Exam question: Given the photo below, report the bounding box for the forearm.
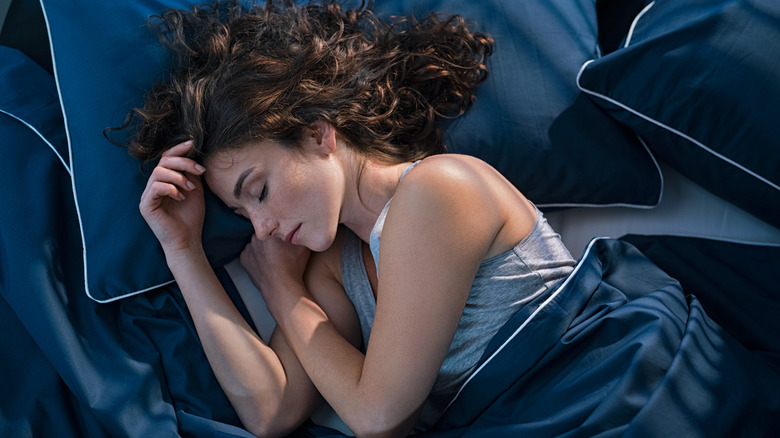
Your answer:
[269,281,417,437]
[166,247,316,437]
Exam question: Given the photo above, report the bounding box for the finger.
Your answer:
[148,180,187,202]
[160,141,207,173]
[157,155,206,176]
[151,165,198,192]
[240,235,260,258]
[239,247,252,269]
[162,140,194,157]
[139,182,185,214]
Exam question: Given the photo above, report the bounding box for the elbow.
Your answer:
[245,423,275,438]
[229,379,317,437]
[350,424,407,438]
[240,398,311,438]
[244,419,283,438]
[244,415,302,438]
[351,427,396,438]
[347,409,417,438]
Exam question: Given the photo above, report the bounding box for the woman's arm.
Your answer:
[166,249,320,437]
[140,141,319,437]
[258,156,535,437]
[241,227,364,352]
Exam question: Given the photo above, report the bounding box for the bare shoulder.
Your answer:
[400,154,525,201]
[393,154,536,259]
[397,153,530,220]
[404,154,496,186]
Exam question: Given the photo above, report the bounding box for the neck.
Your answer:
[339,155,412,242]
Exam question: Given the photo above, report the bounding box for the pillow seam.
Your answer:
[0,109,71,175]
[576,60,780,193]
[41,0,179,303]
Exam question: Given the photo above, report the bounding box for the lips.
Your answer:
[285,224,301,244]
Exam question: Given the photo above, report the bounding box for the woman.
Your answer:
[127,1,575,436]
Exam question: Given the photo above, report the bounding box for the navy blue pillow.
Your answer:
[42,0,662,302]
[595,0,654,55]
[578,0,780,228]
[371,0,662,208]
[42,0,254,302]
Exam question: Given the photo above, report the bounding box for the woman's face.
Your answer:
[204,138,344,252]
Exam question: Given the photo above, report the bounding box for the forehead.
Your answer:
[202,140,294,197]
[207,147,251,172]
[203,146,262,196]
[206,138,295,168]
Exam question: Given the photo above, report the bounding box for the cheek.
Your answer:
[306,177,338,217]
[299,180,340,249]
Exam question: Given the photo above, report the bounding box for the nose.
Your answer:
[249,213,279,241]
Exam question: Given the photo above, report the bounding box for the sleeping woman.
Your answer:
[125,0,575,436]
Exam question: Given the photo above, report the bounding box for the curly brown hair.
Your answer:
[117,0,494,164]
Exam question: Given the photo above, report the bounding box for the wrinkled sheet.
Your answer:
[3,145,778,437]
[420,238,780,437]
[2,47,779,438]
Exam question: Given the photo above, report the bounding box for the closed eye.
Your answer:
[258,185,268,203]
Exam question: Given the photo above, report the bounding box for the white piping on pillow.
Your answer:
[41,1,177,303]
[536,134,664,210]
[624,1,656,48]
[576,60,780,193]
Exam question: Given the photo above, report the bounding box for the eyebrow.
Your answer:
[233,167,255,199]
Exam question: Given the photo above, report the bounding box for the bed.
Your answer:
[1,0,779,436]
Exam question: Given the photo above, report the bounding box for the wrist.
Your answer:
[163,243,208,270]
[260,275,308,317]
[261,270,305,294]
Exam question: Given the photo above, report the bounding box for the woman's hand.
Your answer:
[139,140,207,256]
[240,235,311,310]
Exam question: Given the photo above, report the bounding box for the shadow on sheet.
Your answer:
[2,44,779,438]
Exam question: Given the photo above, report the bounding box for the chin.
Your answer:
[307,229,337,252]
[307,239,331,253]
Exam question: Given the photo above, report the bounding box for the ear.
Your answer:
[307,120,337,156]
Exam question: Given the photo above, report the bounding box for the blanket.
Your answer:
[424,238,780,437]
[2,134,777,437]
[2,44,779,438]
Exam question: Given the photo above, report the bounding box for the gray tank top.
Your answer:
[340,161,576,430]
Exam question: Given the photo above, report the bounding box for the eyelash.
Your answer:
[258,185,268,203]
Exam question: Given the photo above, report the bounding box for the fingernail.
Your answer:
[186,180,196,190]
[195,164,206,173]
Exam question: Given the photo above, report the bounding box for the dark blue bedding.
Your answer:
[426,238,780,437]
[2,79,778,435]
[0,46,251,437]
[3,151,779,437]
[3,0,780,435]
[620,235,780,376]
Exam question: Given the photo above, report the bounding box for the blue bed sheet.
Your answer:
[2,42,779,438]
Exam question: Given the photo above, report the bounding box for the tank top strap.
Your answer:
[368,160,421,271]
